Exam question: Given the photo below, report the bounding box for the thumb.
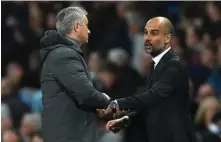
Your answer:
[106,121,112,132]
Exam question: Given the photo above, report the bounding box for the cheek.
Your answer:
[84,28,88,36]
[153,37,165,47]
[206,106,218,122]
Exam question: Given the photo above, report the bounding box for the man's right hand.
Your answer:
[96,108,114,120]
[96,107,130,120]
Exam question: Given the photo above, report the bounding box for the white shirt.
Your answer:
[208,123,221,135]
[152,47,171,69]
[115,47,171,119]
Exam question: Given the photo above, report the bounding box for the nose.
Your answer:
[144,34,151,41]
[88,29,91,34]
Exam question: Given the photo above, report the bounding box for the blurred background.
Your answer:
[1,1,221,142]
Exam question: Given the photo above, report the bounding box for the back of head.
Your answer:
[159,17,174,36]
[56,6,87,36]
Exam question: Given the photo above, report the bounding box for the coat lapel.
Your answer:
[147,50,174,88]
[154,50,174,72]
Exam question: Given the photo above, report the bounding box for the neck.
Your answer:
[164,44,171,51]
[152,45,171,57]
[66,33,80,41]
[65,34,83,48]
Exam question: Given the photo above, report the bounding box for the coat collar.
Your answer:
[153,47,171,69]
[153,49,174,71]
[65,37,83,54]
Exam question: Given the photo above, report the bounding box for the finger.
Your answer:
[113,113,117,119]
[109,122,115,127]
[96,110,104,117]
[106,120,112,126]
[106,120,118,132]
[106,123,110,132]
[110,127,121,133]
[106,123,113,132]
[116,111,123,118]
[106,121,113,132]
[106,125,110,132]
[116,106,121,113]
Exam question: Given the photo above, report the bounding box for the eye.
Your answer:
[144,31,147,35]
[151,31,158,36]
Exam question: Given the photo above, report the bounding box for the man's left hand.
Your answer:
[106,116,129,133]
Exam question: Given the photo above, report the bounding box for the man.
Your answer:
[40,7,110,142]
[201,110,221,142]
[105,17,196,142]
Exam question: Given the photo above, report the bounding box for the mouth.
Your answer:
[145,44,152,49]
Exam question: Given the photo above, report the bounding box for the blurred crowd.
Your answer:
[1,1,221,142]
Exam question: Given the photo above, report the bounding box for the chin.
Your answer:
[84,38,89,43]
[145,48,152,54]
[82,40,88,43]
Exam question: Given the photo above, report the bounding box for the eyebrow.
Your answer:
[144,28,159,32]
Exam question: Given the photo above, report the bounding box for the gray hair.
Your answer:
[56,6,88,35]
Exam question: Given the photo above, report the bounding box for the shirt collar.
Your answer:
[153,47,171,68]
[208,123,221,135]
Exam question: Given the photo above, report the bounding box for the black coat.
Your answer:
[201,129,221,142]
[117,50,196,142]
[40,30,110,142]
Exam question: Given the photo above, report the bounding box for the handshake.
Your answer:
[96,100,130,133]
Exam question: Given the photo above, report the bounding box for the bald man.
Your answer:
[104,17,196,142]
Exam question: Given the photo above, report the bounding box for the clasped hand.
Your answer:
[96,106,130,133]
[96,106,129,120]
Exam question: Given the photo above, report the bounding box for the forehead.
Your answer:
[83,15,88,24]
[145,19,163,31]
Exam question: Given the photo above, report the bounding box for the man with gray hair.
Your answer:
[40,6,111,142]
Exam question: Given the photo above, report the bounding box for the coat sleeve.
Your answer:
[126,111,138,120]
[47,49,110,109]
[117,64,183,110]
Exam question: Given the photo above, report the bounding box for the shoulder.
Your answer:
[49,46,79,60]
[165,55,182,68]
[163,55,185,74]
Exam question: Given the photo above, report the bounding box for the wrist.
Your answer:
[109,100,119,111]
[121,116,130,127]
